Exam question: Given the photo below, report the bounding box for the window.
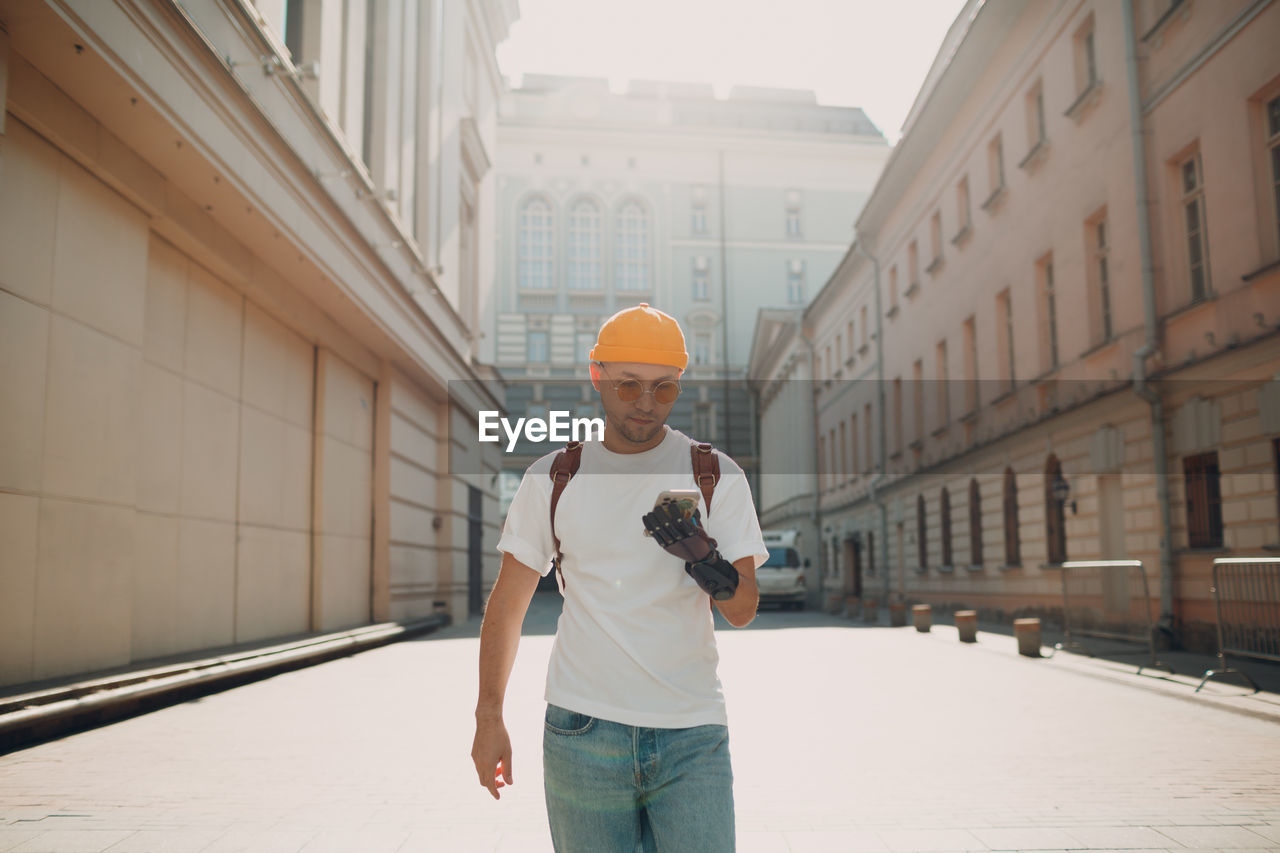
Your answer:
[997,288,1016,390]
[917,495,928,569]
[846,320,854,361]
[527,330,549,362]
[839,421,848,481]
[518,198,554,289]
[888,265,899,313]
[1073,16,1099,95]
[1269,96,1280,248]
[1184,451,1224,548]
[576,331,595,362]
[987,133,1005,196]
[1029,82,1046,148]
[787,260,806,304]
[692,186,709,235]
[863,402,873,471]
[836,334,844,369]
[693,332,713,366]
[692,257,710,301]
[1086,211,1113,343]
[936,339,950,428]
[829,428,837,490]
[963,317,978,414]
[1037,254,1060,371]
[940,487,953,567]
[1180,152,1210,303]
[860,306,869,349]
[567,199,601,290]
[850,413,859,476]
[1003,468,1020,566]
[615,200,650,291]
[818,435,826,487]
[866,531,876,576]
[283,0,305,62]
[693,402,715,440]
[907,241,920,291]
[969,478,983,566]
[929,211,943,269]
[786,189,802,238]
[912,360,925,446]
[1044,455,1067,564]
[892,378,903,455]
[955,176,971,238]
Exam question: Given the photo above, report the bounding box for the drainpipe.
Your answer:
[852,236,892,606]
[1123,0,1175,634]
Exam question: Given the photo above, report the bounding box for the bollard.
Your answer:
[1014,618,1042,657]
[862,598,879,623]
[912,604,932,632]
[888,602,907,627]
[955,610,978,643]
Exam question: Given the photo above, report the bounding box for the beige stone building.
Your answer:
[0,0,515,689]
[756,0,1280,649]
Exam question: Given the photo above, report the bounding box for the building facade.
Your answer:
[758,0,1280,647]
[490,76,889,495]
[0,0,515,689]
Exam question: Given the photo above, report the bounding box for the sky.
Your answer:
[496,0,972,143]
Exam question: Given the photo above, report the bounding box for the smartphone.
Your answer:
[644,489,702,536]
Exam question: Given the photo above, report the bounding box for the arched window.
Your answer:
[615,200,650,291]
[1003,468,1020,566]
[916,494,928,570]
[1044,455,1067,564]
[940,487,953,568]
[567,199,601,290]
[518,198,554,289]
[969,478,983,567]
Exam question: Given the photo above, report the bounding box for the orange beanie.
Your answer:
[588,303,689,370]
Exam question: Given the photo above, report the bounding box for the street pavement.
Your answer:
[1,594,1279,853]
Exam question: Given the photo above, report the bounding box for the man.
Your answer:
[471,303,768,852]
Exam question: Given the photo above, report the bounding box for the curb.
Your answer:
[0,615,449,754]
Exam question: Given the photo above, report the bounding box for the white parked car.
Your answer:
[757,530,808,609]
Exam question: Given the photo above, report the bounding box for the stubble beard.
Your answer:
[613,415,665,447]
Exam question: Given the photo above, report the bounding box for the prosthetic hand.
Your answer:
[642,503,740,601]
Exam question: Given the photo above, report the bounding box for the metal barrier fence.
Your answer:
[1054,560,1170,675]
[1198,558,1280,693]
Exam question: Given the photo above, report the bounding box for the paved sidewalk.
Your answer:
[1,594,1278,852]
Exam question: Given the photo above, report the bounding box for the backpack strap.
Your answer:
[548,441,584,589]
[690,440,720,517]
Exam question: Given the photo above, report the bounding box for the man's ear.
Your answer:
[588,361,602,391]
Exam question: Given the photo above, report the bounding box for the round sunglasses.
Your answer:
[597,365,682,405]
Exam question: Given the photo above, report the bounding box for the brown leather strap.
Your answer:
[548,441,584,589]
[690,441,720,517]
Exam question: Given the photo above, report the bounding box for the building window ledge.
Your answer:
[1018,138,1050,173]
[1141,0,1190,46]
[913,565,928,575]
[931,425,950,438]
[926,255,944,276]
[1176,546,1230,555]
[908,438,924,452]
[950,224,972,248]
[998,563,1023,572]
[844,357,856,368]
[1163,292,1219,325]
[858,344,870,357]
[1079,336,1120,360]
[1064,79,1104,124]
[981,185,1007,214]
[990,388,1016,406]
[937,565,955,574]
[965,564,984,573]
[1242,259,1280,282]
[960,408,979,424]
[887,304,900,320]
[904,281,920,299]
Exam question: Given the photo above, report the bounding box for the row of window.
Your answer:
[518,198,651,291]
[831,440,1251,576]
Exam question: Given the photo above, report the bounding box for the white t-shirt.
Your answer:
[497,427,768,728]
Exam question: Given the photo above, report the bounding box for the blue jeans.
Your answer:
[542,704,735,853]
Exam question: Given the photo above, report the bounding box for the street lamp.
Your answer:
[1051,475,1076,515]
